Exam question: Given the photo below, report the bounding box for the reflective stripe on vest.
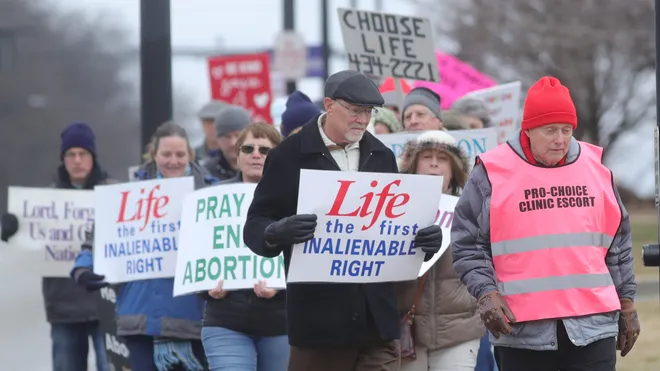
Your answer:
[497,273,614,296]
[491,232,614,257]
[480,141,622,322]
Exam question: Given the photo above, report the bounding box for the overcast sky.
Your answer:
[47,0,656,198]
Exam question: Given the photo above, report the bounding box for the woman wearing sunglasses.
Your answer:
[200,122,288,371]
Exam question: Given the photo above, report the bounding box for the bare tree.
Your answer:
[0,0,193,213]
[417,0,655,160]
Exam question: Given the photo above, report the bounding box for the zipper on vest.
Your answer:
[359,152,372,171]
[430,265,436,345]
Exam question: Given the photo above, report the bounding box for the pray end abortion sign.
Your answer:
[93,177,194,283]
[287,170,443,283]
[173,183,286,297]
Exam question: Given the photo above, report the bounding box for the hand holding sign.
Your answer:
[77,270,109,292]
[253,280,278,299]
[208,280,229,299]
[414,224,443,260]
[265,214,317,247]
[0,213,18,242]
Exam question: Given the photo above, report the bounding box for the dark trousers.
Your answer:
[125,335,208,371]
[287,321,399,371]
[495,322,616,371]
[288,341,399,371]
[51,321,109,371]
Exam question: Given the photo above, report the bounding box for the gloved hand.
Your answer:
[154,339,204,371]
[414,225,443,261]
[1,213,18,242]
[264,214,317,246]
[617,298,640,357]
[76,270,109,291]
[478,290,516,339]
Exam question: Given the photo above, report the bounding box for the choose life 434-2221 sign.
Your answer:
[337,8,439,82]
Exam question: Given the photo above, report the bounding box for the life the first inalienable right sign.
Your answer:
[287,170,443,283]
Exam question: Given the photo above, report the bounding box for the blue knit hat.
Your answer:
[61,122,96,159]
[281,91,321,137]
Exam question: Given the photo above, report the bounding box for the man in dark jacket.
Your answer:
[244,70,444,371]
[1,122,111,371]
[203,105,250,181]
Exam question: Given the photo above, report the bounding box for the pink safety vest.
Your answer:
[479,142,622,322]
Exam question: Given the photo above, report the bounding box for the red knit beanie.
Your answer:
[521,76,577,130]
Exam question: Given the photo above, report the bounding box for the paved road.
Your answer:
[1,242,658,369]
[0,244,98,370]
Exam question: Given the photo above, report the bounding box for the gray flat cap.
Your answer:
[324,70,384,107]
[215,105,250,137]
[198,100,229,120]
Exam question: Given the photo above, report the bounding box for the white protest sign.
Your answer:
[93,177,194,283]
[466,81,522,144]
[173,183,286,297]
[6,187,94,277]
[419,195,459,276]
[288,170,443,283]
[376,127,498,168]
[337,8,439,82]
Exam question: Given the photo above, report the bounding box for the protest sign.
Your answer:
[173,183,285,297]
[6,187,94,277]
[337,8,439,82]
[93,177,194,283]
[415,52,496,109]
[376,127,498,167]
[419,195,459,276]
[287,170,443,283]
[98,286,132,371]
[466,81,522,144]
[208,52,273,124]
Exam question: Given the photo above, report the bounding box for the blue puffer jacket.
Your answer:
[72,161,218,339]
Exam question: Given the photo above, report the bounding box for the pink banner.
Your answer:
[414,52,496,109]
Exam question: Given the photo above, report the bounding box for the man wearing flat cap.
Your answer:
[244,70,444,370]
[195,100,228,162]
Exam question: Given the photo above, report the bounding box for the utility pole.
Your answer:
[139,0,172,153]
[321,0,330,83]
[0,28,16,73]
[283,0,296,94]
[642,0,660,297]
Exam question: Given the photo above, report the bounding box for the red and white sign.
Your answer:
[93,177,195,283]
[288,170,443,283]
[208,53,273,124]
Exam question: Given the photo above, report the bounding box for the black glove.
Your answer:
[1,213,18,242]
[77,270,109,292]
[414,225,443,261]
[264,214,317,246]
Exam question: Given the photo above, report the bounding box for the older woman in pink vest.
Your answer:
[451,76,640,371]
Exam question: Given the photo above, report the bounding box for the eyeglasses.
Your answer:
[63,151,91,160]
[240,144,271,156]
[335,100,378,118]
